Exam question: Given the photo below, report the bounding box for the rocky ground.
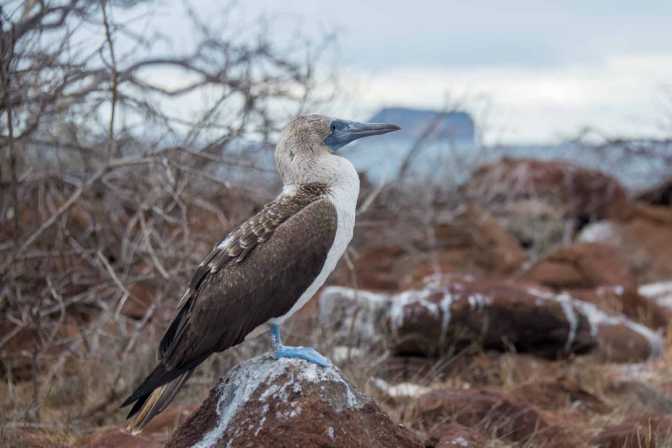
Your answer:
[3,158,672,447]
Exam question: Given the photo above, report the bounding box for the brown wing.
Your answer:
[158,197,337,371]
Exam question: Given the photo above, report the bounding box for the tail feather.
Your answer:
[122,360,193,409]
[122,364,169,409]
[125,369,193,434]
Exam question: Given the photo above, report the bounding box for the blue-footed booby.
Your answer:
[121,114,400,432]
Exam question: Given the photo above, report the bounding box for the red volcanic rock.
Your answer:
[415,388,581,446]
[319,277,662,363]
[521,242,668,328]
[387,275,662,362]
[461,158,631,255]
[354,244,409,291]
[639,281,672,324]
[141,405,197,435]
[404,204,527,285]
[433,204,528,274]
[570,287,669,330]
[509,379,610,415]
[521,242,636,291]
[637,176,672,207]
[462,157,630,222]
[579,205,672,283]
[166,355,422,448]
[592,415,672,448]
[352,205,527,291]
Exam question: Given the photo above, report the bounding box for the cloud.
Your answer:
[242,0,672,70]
[130,0,672,143]
[341,53,672,143]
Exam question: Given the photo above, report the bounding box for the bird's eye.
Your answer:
[330,124,336,132]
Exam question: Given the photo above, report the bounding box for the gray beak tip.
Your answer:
[367,123,401,135]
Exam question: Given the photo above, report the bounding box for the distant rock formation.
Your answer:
[166,355,422,448]
[368,107,475,143]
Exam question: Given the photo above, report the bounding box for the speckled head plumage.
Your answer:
[275,114,400,186]
[278,114,333,155]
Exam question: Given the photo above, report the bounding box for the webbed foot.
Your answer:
[274,345,331,367]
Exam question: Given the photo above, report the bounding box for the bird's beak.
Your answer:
[325,120,401,150]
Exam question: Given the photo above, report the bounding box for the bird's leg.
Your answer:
[270,323,330,367]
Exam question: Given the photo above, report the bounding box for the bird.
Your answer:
[121,114,400,432]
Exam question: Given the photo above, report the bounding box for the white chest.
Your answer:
[272,157,359,323]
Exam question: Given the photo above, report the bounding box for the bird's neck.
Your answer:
[285,152,358,194]
[323,154,360,219]
[281,153,359,217]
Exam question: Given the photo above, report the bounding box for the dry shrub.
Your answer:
[0,0,332,436]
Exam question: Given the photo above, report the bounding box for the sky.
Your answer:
[134,0,672,144]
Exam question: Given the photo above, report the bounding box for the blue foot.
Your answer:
[275,345,331,367]
[270,323,331,367]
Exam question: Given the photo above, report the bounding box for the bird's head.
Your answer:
[275,114,400,185]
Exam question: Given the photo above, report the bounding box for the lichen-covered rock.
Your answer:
[568,287,669,331]
[388,275,662,362]
[166,355,422,448]
[320,275,663,362]
[640,281,672,312]
[387,276,591,358]
[319,287,391,349]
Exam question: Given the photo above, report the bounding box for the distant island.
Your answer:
[368,107,475,144]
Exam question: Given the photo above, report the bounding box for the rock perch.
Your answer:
[166,354,422,448]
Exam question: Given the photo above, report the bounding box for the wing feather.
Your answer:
[158,192,336,371]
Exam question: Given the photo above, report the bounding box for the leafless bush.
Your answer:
[0,0,332,432]
[571,89,672,190]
